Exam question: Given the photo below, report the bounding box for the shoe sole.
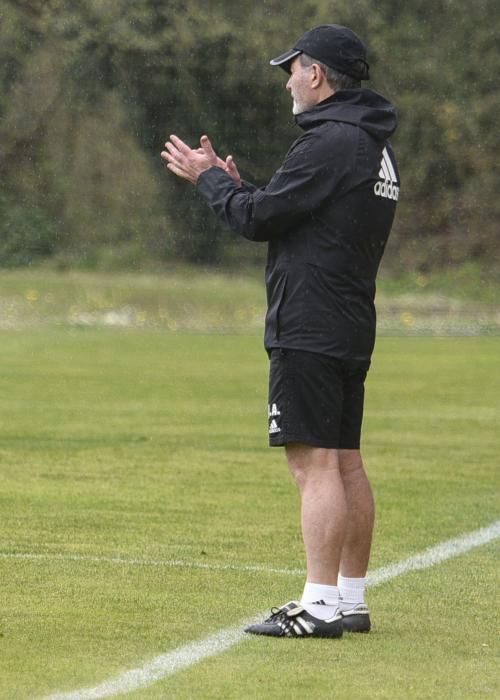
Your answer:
[342,614,371,633]
[245,619,343,638]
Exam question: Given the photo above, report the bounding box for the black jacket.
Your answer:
[197,88,400,361]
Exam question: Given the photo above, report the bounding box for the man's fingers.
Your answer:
[161,134,213,185]
[164,141,184,159]
[226,155,239,173]
[226,155,242,185]
[200,134,216,158]
[169,134,192,155]
[161,149,181,167]
[166,162,186,177]
[162,145,191,173]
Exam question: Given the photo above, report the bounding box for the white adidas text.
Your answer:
[374,146,399,201]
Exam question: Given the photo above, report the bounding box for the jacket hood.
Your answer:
[296,88,398,140]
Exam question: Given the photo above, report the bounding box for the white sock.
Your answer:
[300,581,340,621]
[338,575,366,611]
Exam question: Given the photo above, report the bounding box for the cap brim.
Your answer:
[269,49,301,71]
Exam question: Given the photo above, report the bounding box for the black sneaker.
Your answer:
[245,601,343,638]
[341,604,371,632]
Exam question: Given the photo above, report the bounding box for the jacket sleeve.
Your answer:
[241,180,258,193]
[196,126,356,241]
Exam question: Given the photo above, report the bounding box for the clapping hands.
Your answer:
[161,134,241,186]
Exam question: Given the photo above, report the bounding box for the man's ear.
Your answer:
[310,63,325,88]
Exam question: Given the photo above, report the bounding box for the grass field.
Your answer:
[0,270,499,698]
[0,266,498,335]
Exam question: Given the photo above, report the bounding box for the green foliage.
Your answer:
[0,0,499,269]
[0,196,55,267]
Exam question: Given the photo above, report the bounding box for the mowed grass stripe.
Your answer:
[43,520,500,700]
[4,517,500,581]
[0,552,304,577]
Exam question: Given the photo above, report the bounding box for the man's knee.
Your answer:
[338,449,364,477]
[285,443,309,487]
[286,443,340,489]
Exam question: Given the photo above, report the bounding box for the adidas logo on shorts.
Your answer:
[269,419,280,434]
[268,403,281,435]
[374,147,399,201]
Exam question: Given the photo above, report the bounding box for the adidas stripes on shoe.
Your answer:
[244,601,343,638]
[341,603,371,632]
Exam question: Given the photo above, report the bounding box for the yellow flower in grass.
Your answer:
[25,290,39,302]
[401,311,414,327]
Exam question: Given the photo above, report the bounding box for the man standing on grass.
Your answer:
[162,24,399,639]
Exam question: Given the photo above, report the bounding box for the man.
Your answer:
[162,24,399,639]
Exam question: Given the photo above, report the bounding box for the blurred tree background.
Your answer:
[0,0,498,274]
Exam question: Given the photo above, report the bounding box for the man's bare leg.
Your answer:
[244,443,347,637]
[334,449,374,631]
[244,444,367,636]
[338,449,375,577]
[286,444,347,585]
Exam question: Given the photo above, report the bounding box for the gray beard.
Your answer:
[292,100,306,115]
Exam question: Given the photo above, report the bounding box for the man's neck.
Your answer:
[315,87,335,105]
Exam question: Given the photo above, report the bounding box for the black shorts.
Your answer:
[268,349,370,449]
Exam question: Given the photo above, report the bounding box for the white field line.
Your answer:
[367,518,500,586]
[42,519,500,700]
[0,551,304,577]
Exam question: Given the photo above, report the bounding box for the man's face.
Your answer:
[286,56,316,115]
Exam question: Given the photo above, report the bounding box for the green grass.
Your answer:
[377,260,499,304]
[0,265,498,335]
[0,268,267,333]
[0,328,498,699]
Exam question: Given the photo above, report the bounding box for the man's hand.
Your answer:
[161,134,216,185]
[196,136,241,186]
[161,134,241,187]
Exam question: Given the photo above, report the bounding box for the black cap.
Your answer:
[270,24,370,81]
